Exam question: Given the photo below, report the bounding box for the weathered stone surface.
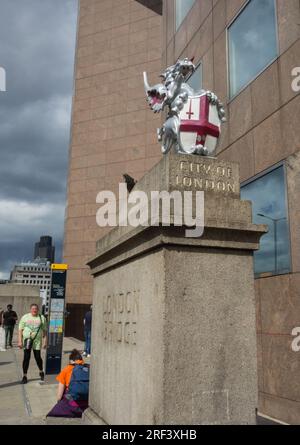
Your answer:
[87,153,266,425]
[88,154,266,276]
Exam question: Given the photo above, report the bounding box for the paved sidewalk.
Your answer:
[0,335,87,425]
[1,334,280,426]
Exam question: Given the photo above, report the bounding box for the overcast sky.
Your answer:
[0,0,78,278]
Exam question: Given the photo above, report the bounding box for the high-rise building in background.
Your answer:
[64,0,300,424]
[34,235,55,263]
[9,236,55,313]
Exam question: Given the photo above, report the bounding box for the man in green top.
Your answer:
[18,303,47,384]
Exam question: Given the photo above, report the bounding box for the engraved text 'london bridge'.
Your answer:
[102,290,139,346]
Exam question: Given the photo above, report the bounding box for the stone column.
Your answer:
[86,153,267,425]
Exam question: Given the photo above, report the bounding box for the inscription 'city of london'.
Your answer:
[174,161,238,194]
[102,290,139,346]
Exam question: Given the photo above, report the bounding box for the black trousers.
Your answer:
[4,325,14,347]
[22,348,43,375]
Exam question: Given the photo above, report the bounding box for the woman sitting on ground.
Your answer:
[47,348,89,418]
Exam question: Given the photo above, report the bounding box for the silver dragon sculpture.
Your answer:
[143,58,226,156]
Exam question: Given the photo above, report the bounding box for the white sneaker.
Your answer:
[87,354,91,358]
[82,352,87,357]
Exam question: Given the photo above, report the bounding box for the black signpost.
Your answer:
[45,263,68,375]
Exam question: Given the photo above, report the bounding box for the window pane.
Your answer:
[187,63,202,93]
[241,166,291,276]
[176,0,196,30]
[228,0,277,97]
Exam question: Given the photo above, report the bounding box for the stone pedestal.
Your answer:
[86,153,267,425]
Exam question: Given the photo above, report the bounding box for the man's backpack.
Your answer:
[68,364,90,401]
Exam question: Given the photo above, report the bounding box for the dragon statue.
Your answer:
[143,58,226,157]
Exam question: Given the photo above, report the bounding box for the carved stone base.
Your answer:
[87,153,267,425]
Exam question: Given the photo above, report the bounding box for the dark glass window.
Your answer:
[241,165,291,277]
[176,0,196,30]
[187,63,202,93]
[228,0,278,98]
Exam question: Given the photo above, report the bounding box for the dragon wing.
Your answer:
[143,72,166,113]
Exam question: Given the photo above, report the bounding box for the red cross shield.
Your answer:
[179,95,221,155]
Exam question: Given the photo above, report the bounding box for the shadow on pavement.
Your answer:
[0,378,40,389]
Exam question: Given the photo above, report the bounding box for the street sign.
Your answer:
[45,263,68,375]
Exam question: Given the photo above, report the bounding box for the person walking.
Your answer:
[83,305,92,357]
[18,303,47,384]
[2,304,18,349]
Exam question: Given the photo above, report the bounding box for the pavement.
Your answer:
[0,333,88,425]
[0,332,282,426]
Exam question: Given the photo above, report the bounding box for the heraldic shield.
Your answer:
[179,94,221,157]
[143,58,226,157]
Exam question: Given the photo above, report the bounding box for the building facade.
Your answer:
[10,259,52,313]
[34,235,55,263]
[63,0,163,338]
[64,0,300,423]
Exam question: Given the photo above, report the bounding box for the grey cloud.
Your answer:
[0,0,78,277]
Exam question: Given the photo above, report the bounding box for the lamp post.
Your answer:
[257,214,286,274]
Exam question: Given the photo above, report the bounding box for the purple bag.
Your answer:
[46,396,88,418]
